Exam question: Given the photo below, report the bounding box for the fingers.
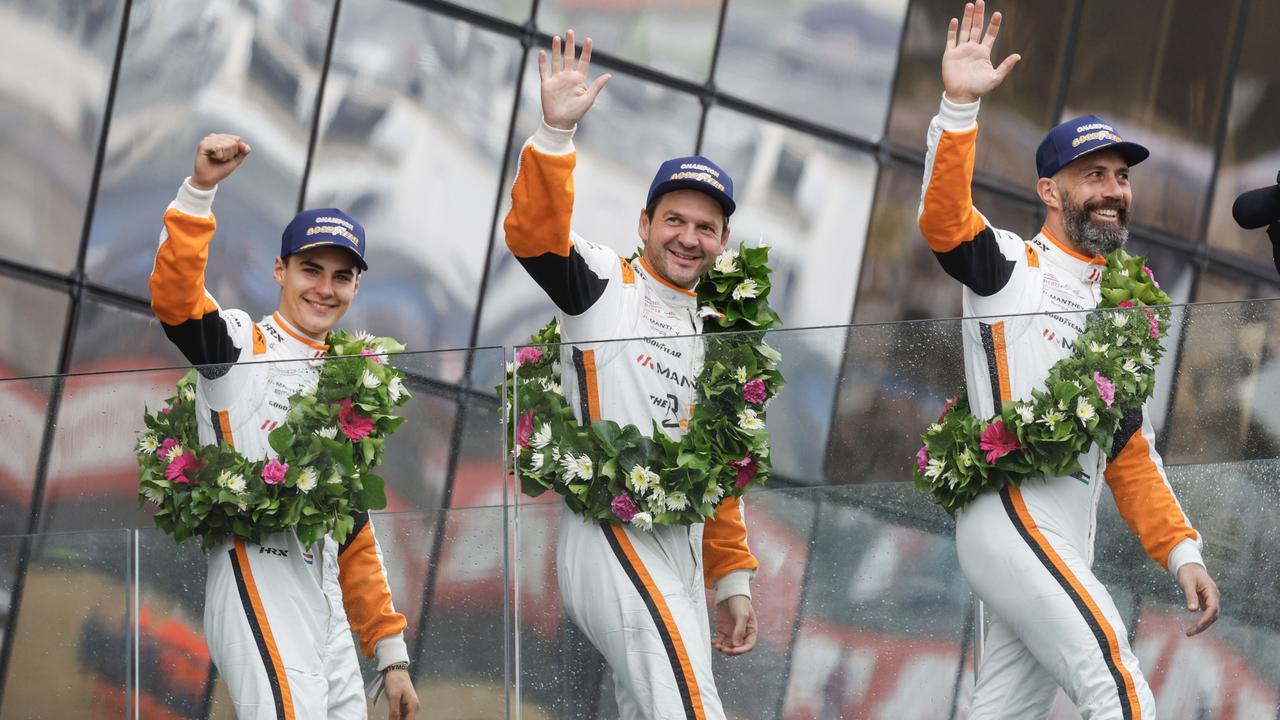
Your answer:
[538,49,548,81]
[983,10,1003,48]
[946,17,958,50]
[1186,580,1221,637]
[579,36,594,78]
[958,3,973,42]
[730,611,747,647]
[565,29,576,67]
[970,0,985,43]
[551,34,562,74]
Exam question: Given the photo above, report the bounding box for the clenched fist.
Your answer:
[191,133,251,190]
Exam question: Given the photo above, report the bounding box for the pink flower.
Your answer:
[156,438,181,459]
[1143,265,1161,288]
[165,451,205,484]
[916,446,929,475]
[979,420,1021,464]
[1143,308,1160,339]
[261,459,288,485]
[336,398,374,442]
[1117,301,1135,308]
[611,493,640,522]
[728,454,758,489]
[742,379,767,405]
[938,396,959,422]
[515,347,544,367]
[160,407,172,415]
[516,410,535,448]
[360,348,386,364]
[1093,372,1115,408]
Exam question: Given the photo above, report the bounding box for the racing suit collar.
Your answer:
[635,256,699,307]
[270,311,331,353]
[1040,227,1106,284]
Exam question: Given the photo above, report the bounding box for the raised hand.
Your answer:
[539,29,611,131]
[942,0,1021,104]
[191,133,251,190]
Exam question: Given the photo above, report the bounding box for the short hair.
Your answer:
[645,193,729,231]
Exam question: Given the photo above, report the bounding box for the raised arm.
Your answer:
[149,134,252,368]
[503,31,619,316]
[919,1,1024,297]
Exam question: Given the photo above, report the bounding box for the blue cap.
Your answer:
[1035,114,1149,179]
[280,208,367,271]
[647,156,735,217]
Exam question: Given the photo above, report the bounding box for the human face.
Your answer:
[273,247,361,341]
[1054,149,1132,256]
[638,189,730,289]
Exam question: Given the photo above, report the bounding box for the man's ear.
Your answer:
[638,207,650,242]
[719,224,731,252]
[1037,178,1061,211]
[273,257,286,287]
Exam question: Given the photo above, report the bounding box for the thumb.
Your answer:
[731,609,747,646]
[587,73,612,101]
[994,53,1021,80]
[1179,573,1200,612]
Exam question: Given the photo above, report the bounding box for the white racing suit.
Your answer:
[919,96,1204,719]
[150,180,409,719]
[504,122,759,720]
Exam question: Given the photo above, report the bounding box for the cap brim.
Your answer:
[650,179,736,217]
[287,241,369,271]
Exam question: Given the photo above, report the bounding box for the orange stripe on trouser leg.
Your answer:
[607,524,706,720]
[233,539,296,719]
[990,321,1012,404]
[1006,489,1142,717]
[218,411,235,450]
[582,349,602,421]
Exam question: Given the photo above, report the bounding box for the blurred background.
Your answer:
[0,0,1278,717]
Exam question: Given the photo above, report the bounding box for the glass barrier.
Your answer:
[0,298,1277,717]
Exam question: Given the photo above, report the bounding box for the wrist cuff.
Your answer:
[1167,538,1205,577]
[713,569,752,604]
[174,178,217,218]
[531,120,576,155]
[937,92,981,132]
[374,634,410,671]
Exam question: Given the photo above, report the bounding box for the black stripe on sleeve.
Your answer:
[162,313,239,375]
[1108,408,1144,461]
[933,227,1016,297]
[600,524,698,719]
[516,246,609,316]
[338,512,370,556]
[572,348,592,422]
[228,548,287,719]
[998,489,1136,720]
[979,322,1004,415]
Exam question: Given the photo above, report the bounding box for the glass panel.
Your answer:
[535,0,720,82]
[1203,0,1280,266]
[885,0,1072,189]
[1061,0,1238,240]
[451,0,534,24]
[717,0,908,140]
[83,0,333,301]
[0,276,70,379]
[0,373,56,538]
[305,1,522,352]
[1194,267,1280,304]
[476,55,702,347]
[0,0,125,273]
[67,294,185,373]
[0,530,131,718]
[852,158,1042,324]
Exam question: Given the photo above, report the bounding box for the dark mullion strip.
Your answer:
[946,596,977,720]
[1048,0,1086,124]
[0,0,136,703]
[875,0,915,144]
[0,259,75,294]
[1159,0,1253,454]
[693,0,732,154]
[393,0,529,37]
[295,0,345,213]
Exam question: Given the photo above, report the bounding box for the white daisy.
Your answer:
[551,361,561,375]
[714,248,739,274]
[560,454,593,481]
[298,376,319,397]
[647,486,667,508]
[388,376,406,402]
[142,485,166,505]
[1089,341,1110,354]
[297,467,318,493]
[1109,312,1129,328]
[732,279,759,301]
[1139,350,1155,367]
[1040,410,1066,429]
[361,369,381,389]
[165,444,185,462]
[628,465,659,494]
[531,424,552,449]
[529,451,544,470]
[1076,397,1096,423]
[927,422,944,434]
[1122,359,1140,375]
[326,468,343,486]
[1015,405,1036,425]
[630,512,653,531]
[957,448,975,468]
[925,458,946,480]
[703,483,725,505]
[506,362,515,375]
[181,386,195,402]
[316,426,338,440]
[665,491,689,511]
[737,409,765,431]
[735,366,748,384]
[136,433,159,454]
[354,331,375,344]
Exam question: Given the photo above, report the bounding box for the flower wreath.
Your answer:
[505,243,786,529]
[913,250,1172,514]
[136,331,411,550]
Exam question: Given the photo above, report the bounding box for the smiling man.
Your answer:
[503,31,759,720]
[918,3,1219,718]
[149,134,419,719]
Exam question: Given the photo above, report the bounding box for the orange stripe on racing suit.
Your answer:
[337,514,409,659]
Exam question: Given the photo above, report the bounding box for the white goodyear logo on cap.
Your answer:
[303,216,361,247]
[1072,122,1123,148]
[668,162,727,193]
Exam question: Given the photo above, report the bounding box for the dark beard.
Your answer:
[1062,196,1129,256]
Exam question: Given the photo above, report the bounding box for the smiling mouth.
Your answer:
[1089,207,1124,223]
[669,248,701,263]
[304,298,337,312]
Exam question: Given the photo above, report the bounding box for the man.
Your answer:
[503,31,759,720]
[918,3,1221,717]
[149,134,420,719]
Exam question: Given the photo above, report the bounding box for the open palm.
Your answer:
[540,29,612,130]
[942,0,1020,104]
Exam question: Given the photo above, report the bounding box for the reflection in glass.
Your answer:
[0,374,56,537]
[0,0,124,273]
[1062,0,1236,240]
[84,0,332,304]
[885,0,1072,189]
[717,0,907,140]
[853,159,1041,324]
[306,1,522,352]
[1205,0,1280,266]
[450,0,534,25]
[477,53,702,348]
[0,277,70,378]
[536,0,720,82]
